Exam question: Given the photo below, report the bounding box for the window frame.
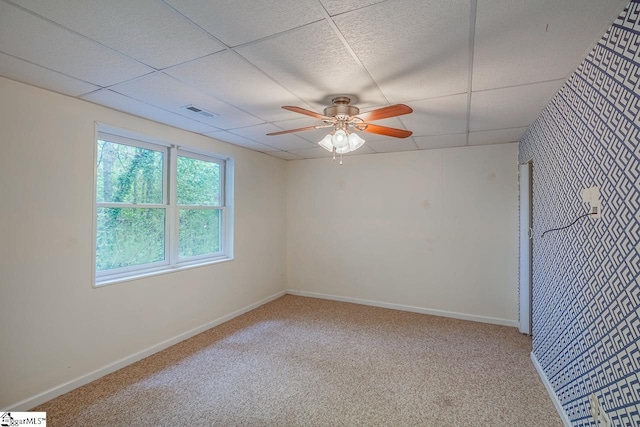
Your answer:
[173,149,226,265]
[93,124,233,287]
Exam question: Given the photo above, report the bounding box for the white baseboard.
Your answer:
[530,352,571,426]
[286,289,518,327]
[4,290,286,412]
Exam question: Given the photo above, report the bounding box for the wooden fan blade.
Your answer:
[356,104,413,122]
[282,106,331,120]
[267,125,325,136]
[358,123,412,138]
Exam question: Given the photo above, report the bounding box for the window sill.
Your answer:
[93,257,234,288]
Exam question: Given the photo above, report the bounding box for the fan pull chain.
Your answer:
[333,147,336,161]
[340,152,343,165]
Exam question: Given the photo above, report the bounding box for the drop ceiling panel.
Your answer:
[470,80,563,132]
[468,127,528,146]
[82,89,219,133]
[165,51,307,122]
[333,0,470,103]
[11,0,224,70]
[0,0,622,158]
[237,21,387,109]
[0,53,99,96]
[366,138,419,153]
[109,72,263,130]
[0,2,152,87]
[415,133,467,150]
[346,144,376,156]
[229,123,315,151]
[205,131,280,152]
[320,0,387,16]
[400,94,468,137]
[473,0,626,91]
[164,0,323,47]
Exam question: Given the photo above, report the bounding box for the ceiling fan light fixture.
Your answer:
[335,144,351,154]
[275,98,412,162]
[331,129,349,149]
[318,133,334,152]
[348,132,365,151]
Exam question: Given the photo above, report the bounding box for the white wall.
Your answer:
[286,144,519,323]
[0,76,521,409]
[0,77,287,408]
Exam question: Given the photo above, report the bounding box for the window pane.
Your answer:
[179,209,221,258]
[96,208,165,271]
[96,140,164,204]
[177,156,220,206]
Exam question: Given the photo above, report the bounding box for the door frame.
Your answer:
[519,161,533,335]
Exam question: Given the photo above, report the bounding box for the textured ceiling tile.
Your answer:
[468,127,528,146]
[266,151,304,160]
[415,133,467,150]
[401,94,468,137]
[11,0,224,69]
[0,2,152,86]
[473,0,626,90]
[320,0,387,16]
[345,145,376,155]
[204,131,280,152]
[469,80,563,132]
[0,53,99,96]
[165,51,306,122]
[366,138,419,152]
[109,72,263,129]
[81,89,219,133]
[334,0,470,103]
[164,0,323,47]
[237,21,387,109]
[229,123,316,151]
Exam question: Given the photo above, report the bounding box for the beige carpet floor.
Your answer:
[34,295,562,426]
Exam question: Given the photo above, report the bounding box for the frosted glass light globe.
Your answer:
[318,134,334,152]
[331,130,348,149]
[348,132,365,151]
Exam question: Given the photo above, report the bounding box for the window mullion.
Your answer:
[168,145,179,267]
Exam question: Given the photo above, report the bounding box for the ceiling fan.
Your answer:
[267,96,413,160]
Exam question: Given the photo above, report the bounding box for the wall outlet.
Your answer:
[589,393,612,427]
[581,186,601,219]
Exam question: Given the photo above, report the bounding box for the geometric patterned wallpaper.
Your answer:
[519,1,640,425]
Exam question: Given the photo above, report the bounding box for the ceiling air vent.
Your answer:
[181,105,218,119]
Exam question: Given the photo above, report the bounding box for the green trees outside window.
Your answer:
[176,156,222,258]
[95,132,228,283]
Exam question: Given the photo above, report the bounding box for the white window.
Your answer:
[94,127,233,285]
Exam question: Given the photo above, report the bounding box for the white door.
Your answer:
[519,162,533,335]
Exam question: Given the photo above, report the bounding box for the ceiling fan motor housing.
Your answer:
[324,96,359,118]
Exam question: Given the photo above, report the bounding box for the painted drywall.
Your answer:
[286,144,519,323]
[0,77,287,408]
[519,1,640,425]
